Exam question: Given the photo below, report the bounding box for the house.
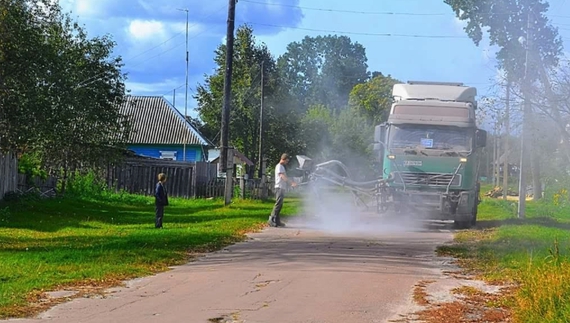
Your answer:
[119,95,214,162]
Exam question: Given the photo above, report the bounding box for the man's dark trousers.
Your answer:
[269,188,285,226]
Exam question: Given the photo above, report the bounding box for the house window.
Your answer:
[160,151,177,161]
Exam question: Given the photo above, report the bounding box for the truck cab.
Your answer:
[374,81,487,228]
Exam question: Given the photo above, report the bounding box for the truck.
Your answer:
[373,81,487,228]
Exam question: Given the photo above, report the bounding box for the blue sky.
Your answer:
[59,0,570,124]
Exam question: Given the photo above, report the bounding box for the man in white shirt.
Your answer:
[268,153,297,227]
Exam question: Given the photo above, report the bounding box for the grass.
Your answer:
[437,184,570,323]
[0,191,299,319]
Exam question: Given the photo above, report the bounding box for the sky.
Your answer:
[58,0,570,123]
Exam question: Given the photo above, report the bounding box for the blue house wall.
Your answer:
[128,144,206,162]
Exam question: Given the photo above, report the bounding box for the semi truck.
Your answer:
[373,81,487,228]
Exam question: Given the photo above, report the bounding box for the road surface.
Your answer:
[9,215,457,323]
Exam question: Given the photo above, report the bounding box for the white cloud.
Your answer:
[127,19,167,40]
[125,19,207,44]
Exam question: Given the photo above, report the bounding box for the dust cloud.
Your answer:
[288,173,428,236]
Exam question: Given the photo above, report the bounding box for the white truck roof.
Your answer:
[392,81,477,106]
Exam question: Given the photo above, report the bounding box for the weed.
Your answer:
[443,194,570,322]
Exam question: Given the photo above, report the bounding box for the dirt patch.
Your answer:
[399,270,515,323]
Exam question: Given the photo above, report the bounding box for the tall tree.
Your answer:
[0,0,130,188]
[444,0,563,199]
[277,35,370,113]
[348,73,400,125]
[0,0,52,151]
[195,24,300,176]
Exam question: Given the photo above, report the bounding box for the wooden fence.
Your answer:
[106,158,197,198]
[3,153,271,200]
[0,151,18,199]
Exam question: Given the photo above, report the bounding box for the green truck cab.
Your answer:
[374,81,487,228]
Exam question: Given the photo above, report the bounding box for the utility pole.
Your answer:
[258,60,264,179]
[518,10,532,218]
[502,78,510,200]
[173,88,176,107]
[221,0,237,205]
[177,8,189,161]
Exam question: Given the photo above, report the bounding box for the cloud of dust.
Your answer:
[289,159,427,236]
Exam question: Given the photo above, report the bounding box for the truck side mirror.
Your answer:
[374,123,387,144]
[475,129,487,148]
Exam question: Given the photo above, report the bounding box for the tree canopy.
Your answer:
[0,0,130,179]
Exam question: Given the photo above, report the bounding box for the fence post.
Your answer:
[240,176,245,199]
[260,157,268,200]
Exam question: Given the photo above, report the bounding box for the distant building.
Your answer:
[119,96,214,162]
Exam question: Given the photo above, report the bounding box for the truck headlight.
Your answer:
[388,155,395,160]
[459,157,467,163]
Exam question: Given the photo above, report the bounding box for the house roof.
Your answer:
[119,95,214,146]
[211,149,254,166]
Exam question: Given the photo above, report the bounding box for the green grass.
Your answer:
[438,193,570,323]
[0,193,299,319]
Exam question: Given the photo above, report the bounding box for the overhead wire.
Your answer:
[239,0,570,19]
[242,21,469,39]
[75,3,227,89]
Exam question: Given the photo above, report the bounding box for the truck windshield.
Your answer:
[389,125,472,153]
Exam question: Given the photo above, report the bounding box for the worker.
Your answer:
[268,153,297,227]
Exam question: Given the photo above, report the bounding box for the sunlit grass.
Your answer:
[438,193,570,323]
[0,194,299,319]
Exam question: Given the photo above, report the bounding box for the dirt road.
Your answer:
[9,216,457,323]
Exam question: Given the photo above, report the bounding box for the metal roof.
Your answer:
[119,96,213,146]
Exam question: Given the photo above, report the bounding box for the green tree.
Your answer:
[195,24,301,176]
[444,0,562,84]
[299,104,334,160]
[444,0,563,200]
[349,73,400,125]
[329,108,375,180]
[0,0,52,151]
[0,0,130,191]
[277,35,370,113]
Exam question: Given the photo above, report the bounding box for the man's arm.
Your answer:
[279,172,297,187]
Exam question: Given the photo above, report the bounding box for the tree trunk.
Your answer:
[502,80,510,200]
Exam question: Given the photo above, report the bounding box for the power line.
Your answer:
[75,3,227,89]
[240,0,570,19]
[243,21,469,39]
[240,0,447,16]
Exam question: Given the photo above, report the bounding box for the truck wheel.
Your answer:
[470,203,478,227]
[454,203,478,229]
[453,219,471,229]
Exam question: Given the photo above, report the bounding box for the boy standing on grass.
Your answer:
[268,153,297,227]
[155,173,169,229]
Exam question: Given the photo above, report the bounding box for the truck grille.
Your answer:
[393,172,461,187]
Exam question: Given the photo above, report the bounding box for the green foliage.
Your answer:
[195,24,301,173]
[444,0,562,83]
[277,34,369,113]
[441,194,570,322]
[64,170,108,198]
[349,73,400,125]
[17,152,47,180]
[0,0,130,176]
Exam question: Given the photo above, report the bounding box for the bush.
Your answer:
[64,170,108,198]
